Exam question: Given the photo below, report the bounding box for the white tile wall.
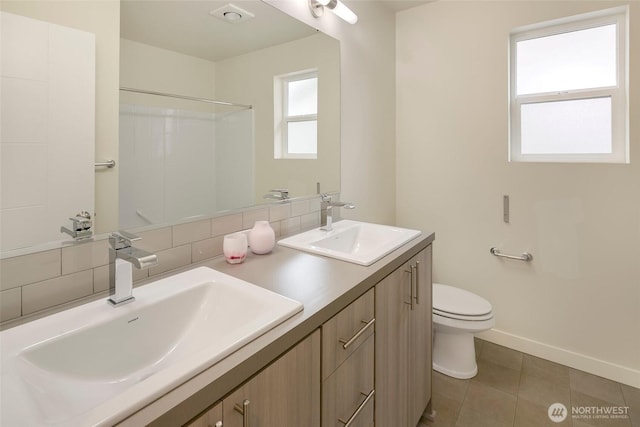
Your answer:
[119,106,253,230]
[0,12,95,252]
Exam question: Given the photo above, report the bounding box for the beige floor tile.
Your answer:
[423,392,463,427]
[459,382,517,426]
[472,359,521,396]
[621,384,640,411]
[570,369,626,406]
[479,341,523,372]
[521,354,571,387]
[475,337,485,359]
[433,371,470,404]
[519,371,571,408]
[456,405,513,427]
[514,397,573,427]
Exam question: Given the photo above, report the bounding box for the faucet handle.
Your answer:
[321,193,332,202]
[264,188,289,200]
[109,230,141,250]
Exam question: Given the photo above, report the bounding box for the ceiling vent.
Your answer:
[209,3,255,24]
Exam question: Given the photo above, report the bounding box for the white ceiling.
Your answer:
[377,0,433,12]
[120,0,434,63]
[121,1,318,62]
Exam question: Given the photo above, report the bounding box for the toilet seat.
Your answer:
[433,283,492,318]
[433,308,493,321]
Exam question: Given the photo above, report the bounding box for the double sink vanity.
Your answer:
[1,220,435,427]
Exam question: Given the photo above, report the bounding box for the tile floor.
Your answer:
[420,339,640,427]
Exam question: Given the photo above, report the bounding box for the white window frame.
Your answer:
[274,69,318,160]
[509,7,628,163]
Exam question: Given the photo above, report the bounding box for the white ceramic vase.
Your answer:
[248,221,275,254]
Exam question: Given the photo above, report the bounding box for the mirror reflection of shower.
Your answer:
[119,91,253,230]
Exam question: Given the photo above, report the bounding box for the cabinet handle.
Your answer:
[234,399,250,427]
[404,266,415,311]
[338,389,375,427]
[339,318,375,349]
[414,261,421,305]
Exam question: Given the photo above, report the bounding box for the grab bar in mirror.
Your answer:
[490,247,532,262]
[95,160,116,168]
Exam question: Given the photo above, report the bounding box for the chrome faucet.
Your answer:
[108,231,158,306]
[320,194,355,231]
[60,211,93,240]
[263,188,290,201]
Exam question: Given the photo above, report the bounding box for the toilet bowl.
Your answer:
[432,283,494,379]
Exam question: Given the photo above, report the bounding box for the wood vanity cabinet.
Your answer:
[187,401,222,427]
[322,289,375,427]
[187,330,320,427]
[375,246,432,427]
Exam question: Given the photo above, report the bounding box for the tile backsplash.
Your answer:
[0,197,325,326]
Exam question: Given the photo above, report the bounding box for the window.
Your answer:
[274,70,318,159]
[509,7,628,163]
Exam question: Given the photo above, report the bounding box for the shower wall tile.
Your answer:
[0,12,49,80]
[0,77,47,144]
[1,12,48,80]
[0,206,48,253]
[0,143,47,208]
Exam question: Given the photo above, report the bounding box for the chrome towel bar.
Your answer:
[490,247,532,262]
[95,160,116,168]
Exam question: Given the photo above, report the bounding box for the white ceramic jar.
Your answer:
[248,221,275,254]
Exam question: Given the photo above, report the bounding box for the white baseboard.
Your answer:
[477,329,640,389]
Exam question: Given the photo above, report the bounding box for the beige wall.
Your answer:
[397,1,640,387]
[267,0,397,225]
[214,33,340,202]
[0,0,121,234]
[120,39,217,110]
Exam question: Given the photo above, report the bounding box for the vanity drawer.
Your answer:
[322,288,375,379]
[322,334,374,427]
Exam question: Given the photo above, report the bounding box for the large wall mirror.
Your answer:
[119,0,340,230]
[0,0,340,256]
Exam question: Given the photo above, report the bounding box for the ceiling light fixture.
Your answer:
[309,0,358,24]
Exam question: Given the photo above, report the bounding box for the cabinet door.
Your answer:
[322,335,374,427]
[408,246,432,425]
[375,246,433,427]
[223,330,321,427]
[375,259,412,427]
[186,401,222,427]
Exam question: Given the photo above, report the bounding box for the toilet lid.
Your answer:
[433,283,492,317]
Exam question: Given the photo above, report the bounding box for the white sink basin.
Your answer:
[0,266,303,426]
[278,220,421,266]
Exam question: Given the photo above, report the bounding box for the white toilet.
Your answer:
[432,283,495,379]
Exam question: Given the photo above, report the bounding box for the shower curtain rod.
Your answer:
[119,87,252,109]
